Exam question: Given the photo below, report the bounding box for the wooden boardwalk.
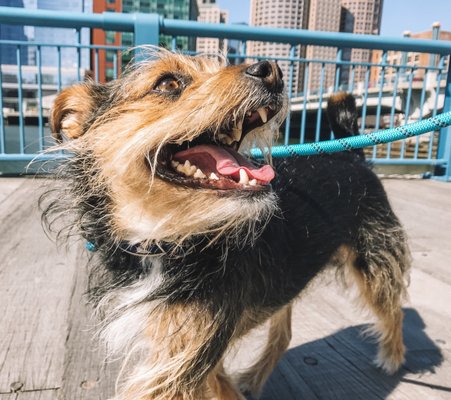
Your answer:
[0,177,450,400]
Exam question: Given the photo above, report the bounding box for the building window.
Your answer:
[105,31,116,44]
[106,50,115,62]
[106,68,114,81]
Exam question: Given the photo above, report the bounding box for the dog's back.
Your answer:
[266,93,408,305]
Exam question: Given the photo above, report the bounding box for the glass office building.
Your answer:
[93,0,199,81]
[0,0,28,65]
[121,0,199,51]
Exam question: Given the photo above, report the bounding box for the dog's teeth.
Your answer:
[257,107,268,123]
[187,165,197,176]
[177,164,188,175]
[171,160,180,169]
[209,173,220,180]
[239,169,249,185]
[193,168,206,179]
[175,161,197,177]
[249,179,257,186]
[247,111,252,117]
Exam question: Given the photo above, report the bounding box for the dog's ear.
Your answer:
[51,83,99,141]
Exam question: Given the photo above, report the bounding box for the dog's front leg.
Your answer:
[115,302,244,400]
[237,303,293,398]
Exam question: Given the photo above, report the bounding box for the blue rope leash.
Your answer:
[84,111,451,254]
[251,111,451,158]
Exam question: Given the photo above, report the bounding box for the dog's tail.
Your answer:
[327,91,365,158]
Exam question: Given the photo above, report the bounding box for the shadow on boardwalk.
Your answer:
[260,308,447,400]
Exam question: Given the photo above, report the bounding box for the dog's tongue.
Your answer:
[173,144,275,183]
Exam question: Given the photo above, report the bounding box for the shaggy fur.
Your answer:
[41,48,411,400]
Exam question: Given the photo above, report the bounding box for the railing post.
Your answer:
[436,62,451,181]
[284,45,296,146]
[334,48,342,92]
[133,13,160,61]
[400,31,410,82]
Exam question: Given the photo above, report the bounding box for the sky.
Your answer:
[217,0,451,37]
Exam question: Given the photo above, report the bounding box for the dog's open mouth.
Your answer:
[155,103,280,192]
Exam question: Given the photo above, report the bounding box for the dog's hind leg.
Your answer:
[237,303,292,398]
[347,220,411,374]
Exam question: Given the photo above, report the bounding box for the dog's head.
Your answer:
[50,49,287,247]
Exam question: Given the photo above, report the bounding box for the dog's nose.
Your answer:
[245,60,273,78]
[245,61,284,92]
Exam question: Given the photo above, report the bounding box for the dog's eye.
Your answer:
[154,76,181,93]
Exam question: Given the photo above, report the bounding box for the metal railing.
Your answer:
[1,6,451,180]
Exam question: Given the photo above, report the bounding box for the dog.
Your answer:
[42,48,411,400]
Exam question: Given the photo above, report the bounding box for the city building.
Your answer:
[248,0,384,92]
[340,0,384,86]
[196,0,228,54]
[370,23,451,87]
[120,0,199,53]
[34,0,92,69]
[0,0,28,65]
[306,0,341,93]
[92,0,199,81]
[248,0,310,94]
[92,0,122,82]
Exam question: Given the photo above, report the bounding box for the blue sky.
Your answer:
[217,0,451,37]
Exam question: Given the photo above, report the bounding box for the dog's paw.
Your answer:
[375,346,405,375]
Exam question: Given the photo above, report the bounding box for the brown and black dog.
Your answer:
[42,49,410,400]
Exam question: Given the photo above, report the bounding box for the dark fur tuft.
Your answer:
[327,91,359,138]
[327,92,365,159]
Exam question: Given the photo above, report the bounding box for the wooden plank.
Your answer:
[0,395,16,400]
[0,393,18,400]
[59,247,121,400]
[0,179,77,393]
[0,391,58,400]
[0,178,24,205]
[17,390,58,400]
[383,180,451,285]
[261,358,320,400]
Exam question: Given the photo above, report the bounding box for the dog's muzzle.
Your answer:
[154,60,286,194]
